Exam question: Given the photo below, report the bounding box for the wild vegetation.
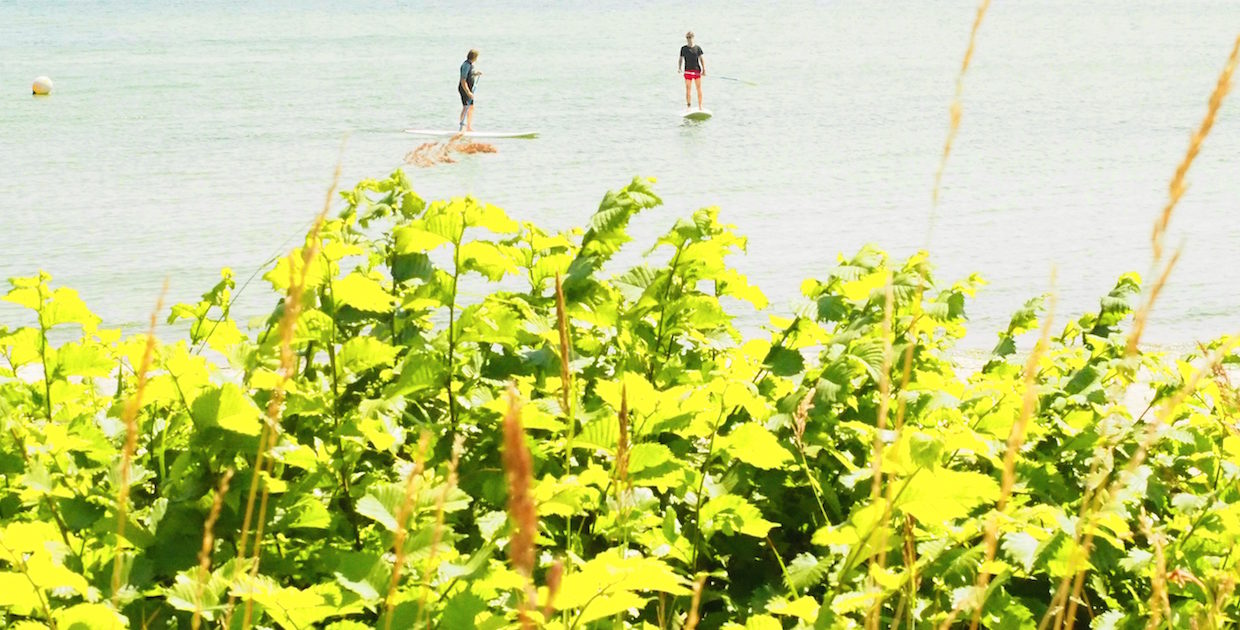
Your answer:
[1,162,1239,628]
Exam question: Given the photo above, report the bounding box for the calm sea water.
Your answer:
[2,1,1239,349]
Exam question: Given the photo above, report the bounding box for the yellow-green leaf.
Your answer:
[723,422,793,470]
[191,383,262,436]
[393,226,450,254]
[898,469,999,526]
[333,273,393,313]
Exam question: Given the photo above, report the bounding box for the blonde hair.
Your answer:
[467,49,479,61]
[685,31,695,40]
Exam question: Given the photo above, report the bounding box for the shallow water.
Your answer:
[2,1,1239,349]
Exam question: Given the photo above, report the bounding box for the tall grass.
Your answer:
[866,276,897,630]
[502,384,538,629]
[192,468,233,630]
[1038,33,1240,630]
[383,433,430,630]
[556,273,575,470]
[111,281,166,606]
[418,434,464,626]
[945,281,1056,630]
[1127,35,1240,357]
[226,166,337,629]
[930,0,992,211]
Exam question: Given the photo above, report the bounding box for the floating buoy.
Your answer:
[32,76,53,95]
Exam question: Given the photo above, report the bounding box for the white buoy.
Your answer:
[32,76,53,96]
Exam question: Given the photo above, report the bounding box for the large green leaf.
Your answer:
[699,494,777,538]
[333,551,391,601]
[333,272,393,313]
[722,422,794,470]
[898,469,1000,526]
[54,603,126,630]
[191,383,262,436]
[339,337,399,374]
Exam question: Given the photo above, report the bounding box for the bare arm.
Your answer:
[678,53,684,73]
[459,77,472,99]
[699,54,705,76]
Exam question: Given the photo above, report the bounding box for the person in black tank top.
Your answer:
[678,31,706,109]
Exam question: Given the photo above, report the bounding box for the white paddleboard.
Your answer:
[680,108,713,121]
[404,129,539,139]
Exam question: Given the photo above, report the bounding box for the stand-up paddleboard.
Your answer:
[680,108,713,121]
[404,129,539,139]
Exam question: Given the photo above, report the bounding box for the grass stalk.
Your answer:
[502,384,538,629]
[1040,37,1240,629]
[111,280,167,606]
[542,559,565,621]
[930,0,992,210]
[1125,248,1182,357]
[1151,35,1240,264]
[556,272,578,554]
[228,165,335,630]
[690,398,729,570]
[866,274,896,630]
[961,282,1056,630]
[383,433,431,630]
[417,434,464,626]
[1128,35,1239,357]
[447,211,464,432]
[556,273,575,470]
[617,384,630,498]
[791,390,832,524]
[1040,339,1237,630]
[1141,513,1171,629]
[192,468,234,630]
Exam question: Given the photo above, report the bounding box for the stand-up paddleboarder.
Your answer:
[459,49,482,131]
[678,32,705,109]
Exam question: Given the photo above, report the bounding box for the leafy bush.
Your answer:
[1,170,1238,629]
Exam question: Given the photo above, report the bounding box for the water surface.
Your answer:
[3,1,1239,349]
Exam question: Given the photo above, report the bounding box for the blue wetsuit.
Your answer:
[459,60,476,106]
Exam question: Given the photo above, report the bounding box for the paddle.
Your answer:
[717,75,758,86]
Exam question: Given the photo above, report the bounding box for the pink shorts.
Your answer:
[684,70,702,80]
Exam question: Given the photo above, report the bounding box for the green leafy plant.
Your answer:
[3,169,1240,629]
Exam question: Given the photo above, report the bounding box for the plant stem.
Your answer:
[650,244,685,382]
[690,397,728,570]
[447,236,462,432]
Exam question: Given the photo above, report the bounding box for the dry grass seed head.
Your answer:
[542,559,565,620]
[930,0,992,208]
[502,385,537,578]
[1153,35,1240,262]
[383,432,432,630]
[417,434,467,625]
[230,165,337,630]
[502,385,538,628]
[1125,247,1182,357]
[617,384,630,487]
[792,389,813,447]
[192,468,234,630]
[959,285,1056,630]
[112,280,167,605]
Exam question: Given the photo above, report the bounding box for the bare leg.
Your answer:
[465,105,475,131]
[695,78,704,109]
[684,79,692,108]
[459,105,469,129]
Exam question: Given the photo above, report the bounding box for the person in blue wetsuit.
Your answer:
[458,49,482,131]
